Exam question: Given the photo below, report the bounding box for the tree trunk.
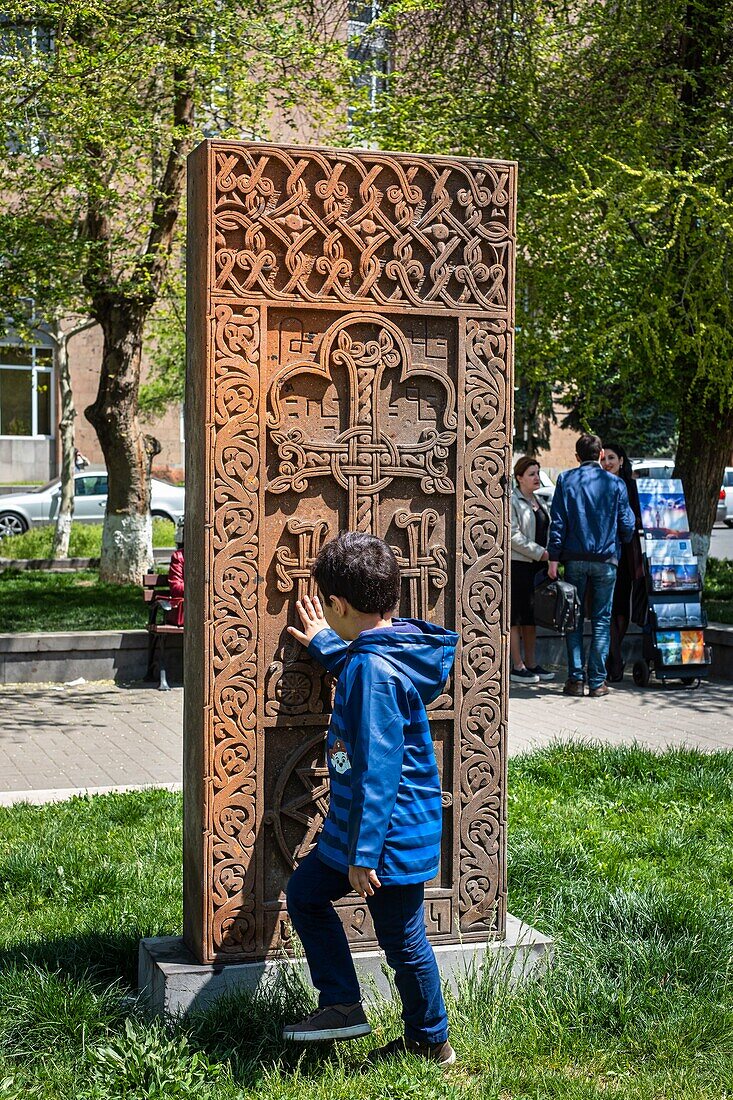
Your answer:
[673,396,733,580]
[85,302,161,584]
[50,326,76,559]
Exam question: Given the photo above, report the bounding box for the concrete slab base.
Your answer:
[139,914,553,1017]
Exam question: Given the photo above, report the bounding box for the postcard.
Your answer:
[645,538,695,563]
[656,631,682,665]
[649,562,700,592]
[636,478,690,538]
[653,603,687,629]
[652,601,704,628]
[680,629,705,664]
[655,628,705,665]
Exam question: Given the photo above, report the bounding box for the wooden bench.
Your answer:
[143,573,183,691]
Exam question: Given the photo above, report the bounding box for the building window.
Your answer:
[0,345,54,437]
[0,16,55,154]
[348,1,391,124]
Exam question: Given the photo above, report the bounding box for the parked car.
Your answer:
[722,467,733,528]
[0,468,184,539]
[631,458,676,479]
[632,458,728,524]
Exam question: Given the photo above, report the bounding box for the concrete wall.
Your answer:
[0,437,56,484]
[0,629,182,685]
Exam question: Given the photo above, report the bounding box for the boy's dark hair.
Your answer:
[576,433,603,462]
[312,532,401,615]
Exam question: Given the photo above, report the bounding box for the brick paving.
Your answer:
[0,681,183,804]
[0,673,731,805]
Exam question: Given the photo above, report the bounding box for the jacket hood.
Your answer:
[349,618,458,705]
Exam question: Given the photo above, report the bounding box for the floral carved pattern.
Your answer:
[209,302,261,955]
[213,144,513,312]
[459,318,510,933]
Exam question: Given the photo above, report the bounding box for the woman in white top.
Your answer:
[510,456,554,684]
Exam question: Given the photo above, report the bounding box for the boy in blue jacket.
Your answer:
[282,532,458,1067]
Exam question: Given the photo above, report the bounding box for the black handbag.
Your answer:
[533,576,581,634]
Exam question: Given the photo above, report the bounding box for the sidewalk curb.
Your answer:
[0,781,182,808]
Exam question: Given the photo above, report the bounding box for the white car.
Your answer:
[631,458,676,479]
[0,468,185,539]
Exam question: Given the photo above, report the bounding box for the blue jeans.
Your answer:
[286,848,448,1044]
[563,560,618,690]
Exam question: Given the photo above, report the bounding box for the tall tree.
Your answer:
[0,1,347,581]
[0,213,92,558]
[356,0,733,567]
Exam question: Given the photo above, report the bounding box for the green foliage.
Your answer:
[560,377,678,458]
[0,0,348,316]
[88,1018,222,1099]
[0,519,175,559]
[1,748,733,1096]
[356,0,733,456]
[703,555,733,623]
[140,279,186,418]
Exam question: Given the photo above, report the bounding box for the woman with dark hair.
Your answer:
[510,455,554,683]
[601,442,642,680]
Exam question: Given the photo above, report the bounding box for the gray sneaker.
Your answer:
[366,1035,456,1067]
[283,1001,371,1041]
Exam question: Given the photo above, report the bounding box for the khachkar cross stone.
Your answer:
[185,140,516,963]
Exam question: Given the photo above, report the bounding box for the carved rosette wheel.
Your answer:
[264,732,330,870]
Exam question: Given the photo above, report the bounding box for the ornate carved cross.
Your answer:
[274,517,331,602]
[391,509,449,620]
[267,314,457,532]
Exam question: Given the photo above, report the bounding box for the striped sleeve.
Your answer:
[345,658,409,868]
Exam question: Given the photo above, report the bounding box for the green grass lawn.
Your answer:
[0,520,176,632]
[0,569,145,632]
[0,518,176,559]
[1,743,732,1099]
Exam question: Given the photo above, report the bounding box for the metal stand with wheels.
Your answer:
[633,477,711,690]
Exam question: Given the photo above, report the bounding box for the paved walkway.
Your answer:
[0,674,732,804]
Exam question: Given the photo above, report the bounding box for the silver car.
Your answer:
[0,467,185,538]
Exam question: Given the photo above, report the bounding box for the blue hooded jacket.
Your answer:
[307,619,458,885]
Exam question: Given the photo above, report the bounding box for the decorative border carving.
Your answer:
[459,318,509,933]
[209,303,261,955]
[213,144,514,312]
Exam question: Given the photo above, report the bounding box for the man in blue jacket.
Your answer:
[282,532,458,1067]
[548,434,636,697]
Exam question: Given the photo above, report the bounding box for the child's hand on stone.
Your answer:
[349,866,381,898]
[287,594,329,647]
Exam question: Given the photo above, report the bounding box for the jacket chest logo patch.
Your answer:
[329,739,351,775]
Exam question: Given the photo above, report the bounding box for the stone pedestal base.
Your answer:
[139,915,553,1017]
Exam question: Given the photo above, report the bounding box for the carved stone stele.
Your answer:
[184,140,516,965]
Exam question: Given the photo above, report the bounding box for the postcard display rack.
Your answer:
[632,478,711,687]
